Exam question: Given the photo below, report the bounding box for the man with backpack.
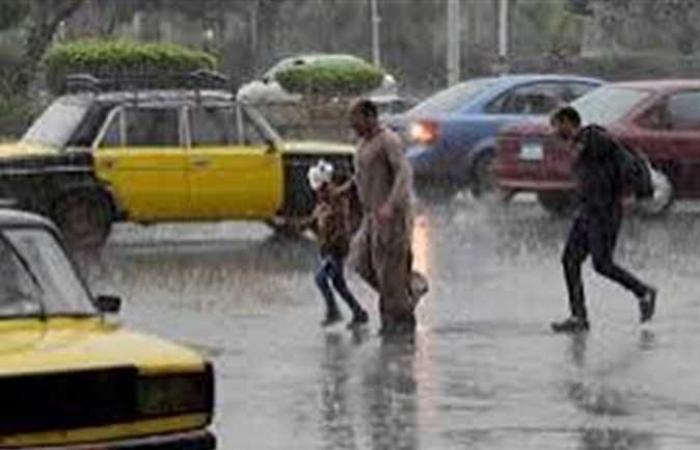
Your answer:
[549,106,657,333]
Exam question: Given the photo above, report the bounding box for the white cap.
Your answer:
[307,159,334,191]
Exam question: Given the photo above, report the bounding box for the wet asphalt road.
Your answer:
[79,197,700,450]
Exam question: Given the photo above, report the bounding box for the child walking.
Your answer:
[306,160,368,328]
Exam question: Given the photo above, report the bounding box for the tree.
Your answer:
[580,0,700,55]
[20,0,86,89]
[0,0,31,31]
[0,0,86,136]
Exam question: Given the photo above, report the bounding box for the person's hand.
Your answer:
[376,202,393,223]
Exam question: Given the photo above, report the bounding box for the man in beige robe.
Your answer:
[347,99,427,334]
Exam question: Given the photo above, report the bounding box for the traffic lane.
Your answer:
[77,202,700,449]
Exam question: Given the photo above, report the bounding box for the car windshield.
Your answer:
[21,98,90,148]
[408,79,496,115]
[571,86,651,126]
[0,228,95,318]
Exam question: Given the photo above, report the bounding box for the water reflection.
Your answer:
[565,334,629,417]
[362,335,419,450]
[577,428,656,450]
[564,334,658,450]
[320,332,363,450]
[320,333,420,450]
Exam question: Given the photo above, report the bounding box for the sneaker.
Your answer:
[321,312,342,327]
[551,316,590,333]
[639,287,657,323]
[347,309,369,329]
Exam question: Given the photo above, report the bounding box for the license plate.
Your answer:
[519,142,543,161]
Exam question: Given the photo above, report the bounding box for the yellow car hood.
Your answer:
[0,318,205,377]
[282,140,355,156]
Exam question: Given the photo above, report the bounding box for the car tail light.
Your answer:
[409,121,440,145]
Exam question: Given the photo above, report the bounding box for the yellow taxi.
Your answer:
[0,71,354,248]
[0,208,215,448]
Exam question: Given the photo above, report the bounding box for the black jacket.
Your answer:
[572,125,626,213]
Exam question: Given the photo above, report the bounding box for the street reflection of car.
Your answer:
[0,71,355,248]
[0,209,215,449]
[383,74,601,198]
[494,80,700,215]
[236,53,398,104]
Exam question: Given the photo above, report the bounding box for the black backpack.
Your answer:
[617,141,654,200]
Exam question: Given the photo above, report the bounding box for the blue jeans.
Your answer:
[315,255,363,317]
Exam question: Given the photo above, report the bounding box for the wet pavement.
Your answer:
[79,198,700,450]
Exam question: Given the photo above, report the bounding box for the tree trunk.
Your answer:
[17,0,86,92]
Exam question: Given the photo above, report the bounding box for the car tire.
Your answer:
[537,192,575,216]
[635,168,675,217]
[53,192,113,250]
[470,151,514,205]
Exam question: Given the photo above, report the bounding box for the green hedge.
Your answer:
[276,60,385,97]
[42,39,217,93]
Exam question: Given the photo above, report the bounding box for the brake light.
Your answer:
[410,121,440,145]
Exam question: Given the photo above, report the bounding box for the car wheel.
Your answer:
[635,168,674,216]
[537,192,575,216]
[470,151,514,205]
[53,192,113,250]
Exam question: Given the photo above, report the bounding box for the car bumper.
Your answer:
[23,430,216,450]
[406,144,460,182]
[497,177,575,192]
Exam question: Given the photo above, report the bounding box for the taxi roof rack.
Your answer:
[62,70,232,96]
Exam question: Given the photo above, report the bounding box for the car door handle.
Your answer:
[190,158,211,169]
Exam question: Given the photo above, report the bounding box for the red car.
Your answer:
[494,80,700,215]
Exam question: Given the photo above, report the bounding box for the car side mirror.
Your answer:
[262,76,271,84]
[96,295,121,314]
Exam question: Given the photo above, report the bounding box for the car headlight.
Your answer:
[409,121,440,145]
[137,363,214,419]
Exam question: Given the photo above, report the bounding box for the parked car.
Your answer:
[384,74,602,197]
[0,72,355,248]
[493,80,700,215]
[236,53,398,104]
[0,209,214,449]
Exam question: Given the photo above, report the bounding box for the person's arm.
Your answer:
[383,132,411,212]
[334,177,356,196]
[588,126,616,161]
[272,207,317,230]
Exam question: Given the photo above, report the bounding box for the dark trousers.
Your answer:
[562,207,649,320]
[315,254,363,317]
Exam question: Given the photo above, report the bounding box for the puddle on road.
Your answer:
[72,202,700,449]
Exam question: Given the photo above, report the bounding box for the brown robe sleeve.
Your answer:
[382,132,411,212]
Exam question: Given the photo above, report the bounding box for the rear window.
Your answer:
[409,79,495,115]
[571,86,651,125]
